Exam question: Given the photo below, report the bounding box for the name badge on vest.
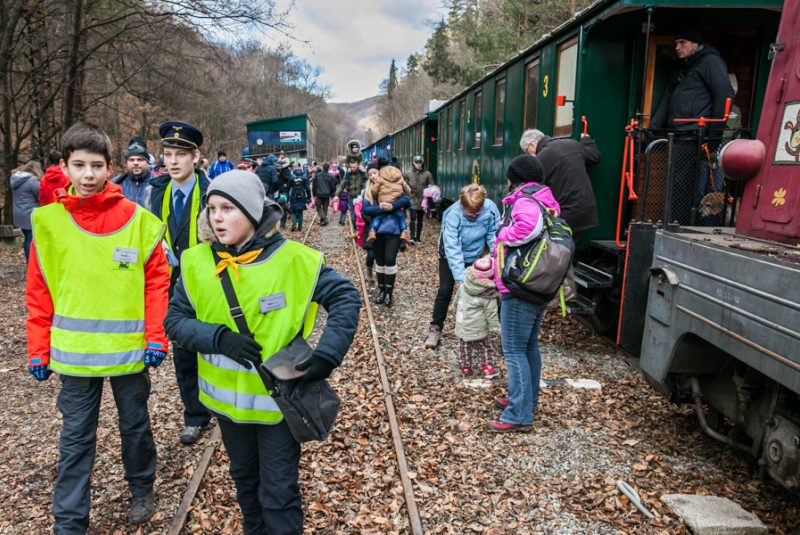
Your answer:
[259,293,287,314]
[113,247,139,266]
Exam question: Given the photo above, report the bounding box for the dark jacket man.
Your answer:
[335,169,365,199]
[312,171,336,199]
[650,42,734,140]
[404,167,434,210]
[257,158,278,197]
[147,170,209,287]
[113,170,156,208]
[535,135,601,235]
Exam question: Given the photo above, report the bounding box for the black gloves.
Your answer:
[295,355,335,382]
[218,329,263,369]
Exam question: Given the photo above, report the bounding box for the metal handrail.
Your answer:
[637,138,668,222]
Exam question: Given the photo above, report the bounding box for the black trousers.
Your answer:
[431,256,471,330]
[173,344,211,427]
[53,372,156,535]
[373,234,400,269]
[217,418,302,535]
[409,209,425,241]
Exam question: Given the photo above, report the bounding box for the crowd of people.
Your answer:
[10,117,600,533]
[5,27,746,535]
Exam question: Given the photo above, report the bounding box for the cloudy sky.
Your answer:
[271,0,446,103]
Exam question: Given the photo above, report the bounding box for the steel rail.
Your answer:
[345,218,425,535]
[166,209,318,535]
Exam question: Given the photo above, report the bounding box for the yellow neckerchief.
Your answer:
[162,174,200,250]
[215,248,265,281]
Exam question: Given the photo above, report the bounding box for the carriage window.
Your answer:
[474,91,482,148]
[459,100,466,150]
[554,36,578,137]
[494,78,506,145]
[447,106,453,151]
[524,59,540,130]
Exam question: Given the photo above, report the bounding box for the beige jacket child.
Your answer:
[370,166,411,204]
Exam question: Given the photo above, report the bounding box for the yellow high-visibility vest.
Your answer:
[180,240,323,424]
[31,202,164,376]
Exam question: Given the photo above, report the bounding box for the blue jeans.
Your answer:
[22,229,32,262]
[500,296,544,425]
[348,196,356,229]
[370,210,407,233]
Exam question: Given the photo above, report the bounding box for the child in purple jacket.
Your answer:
[338,187,349,226]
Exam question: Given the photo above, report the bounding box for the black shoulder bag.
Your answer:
[214,252,341,443]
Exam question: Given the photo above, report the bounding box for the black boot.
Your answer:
[375,273,386,304]
[383,274,395,307]
[291,223,297,232]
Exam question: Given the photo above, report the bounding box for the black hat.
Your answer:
[507,155,544,184]
[159,121,203,149]
[675,29,702,44]
[366,163,379,172]
[218,150,226,158]
[125,136,149,160]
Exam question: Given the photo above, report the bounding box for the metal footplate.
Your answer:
[566,294,596,314]
[574,262,614,289]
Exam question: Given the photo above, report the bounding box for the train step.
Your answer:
[574,262,614,289]
[566,294,596,315]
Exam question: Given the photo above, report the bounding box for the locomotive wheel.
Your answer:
[586,261,621,336]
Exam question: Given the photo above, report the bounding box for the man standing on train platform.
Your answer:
[648,29,735,225]
[112,136,156,207]
[520,128,601,303]
[147,121,213,445]
[208,151,235,180]
[649,29,735,144]
[335,160,365,229]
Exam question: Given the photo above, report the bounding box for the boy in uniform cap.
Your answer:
[164,171,361,534]
[148,120,214,444]
[26,123,170,530]
[112,136,157,207]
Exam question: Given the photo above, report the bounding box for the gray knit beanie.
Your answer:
[125,136,149,160]
[206,170,266,227]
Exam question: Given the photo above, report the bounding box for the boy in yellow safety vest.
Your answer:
[164,171,361,534]
[25,123,171,532]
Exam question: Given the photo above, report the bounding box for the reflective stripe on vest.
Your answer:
[31,201,165,377]
[181,240,324,424]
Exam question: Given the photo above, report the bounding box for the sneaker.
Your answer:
[424,325,441,349]
[483,366,499,379]
[460,368,472,375]
[494,397,509,410]
[179,423,211,444]
[487,420,533,433]
[414,239,421,245]
[129,489,155,524]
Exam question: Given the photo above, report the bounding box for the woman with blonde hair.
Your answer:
[11,160,44,261]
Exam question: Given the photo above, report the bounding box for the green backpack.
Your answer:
[497,185,575,314]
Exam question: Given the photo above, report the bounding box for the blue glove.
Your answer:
[144,349,167,368]
[29,364,53,382]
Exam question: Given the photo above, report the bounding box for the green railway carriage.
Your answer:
[364,0,781,333]
[393,115,440,183]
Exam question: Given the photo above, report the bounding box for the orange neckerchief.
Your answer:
[215,248,264,281]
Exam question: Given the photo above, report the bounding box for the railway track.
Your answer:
[166,210,424,534]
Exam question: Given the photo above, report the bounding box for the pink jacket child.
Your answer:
[354,196,365,246]
[493,182,561,294]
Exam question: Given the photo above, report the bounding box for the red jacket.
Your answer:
[26,181,170,367]
[38,165,71,206]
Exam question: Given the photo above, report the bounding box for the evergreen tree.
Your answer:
[422,20,460,86]
[406,54,419,76]
[387,59,398,100]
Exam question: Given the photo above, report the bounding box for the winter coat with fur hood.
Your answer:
[453,268,501,341]
[164,201,363,371]
[370,166,411,204]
